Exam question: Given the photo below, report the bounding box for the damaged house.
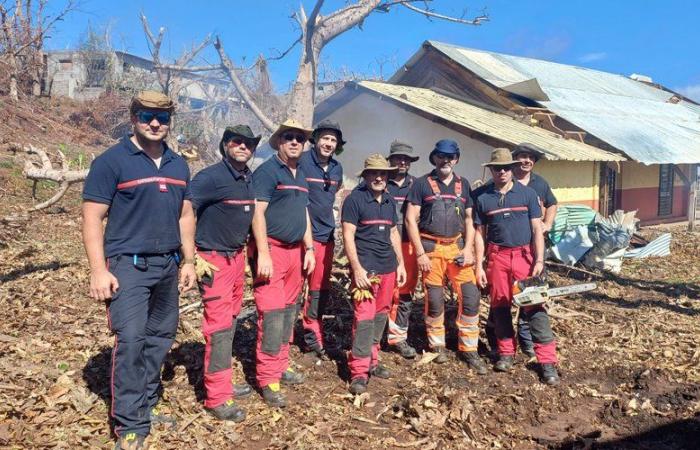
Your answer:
[316,41,700,226]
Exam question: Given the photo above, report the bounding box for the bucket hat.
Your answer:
[219,125,262,157]
[356,153,399,177]
[387,140,419,162]
[309,120,346,155]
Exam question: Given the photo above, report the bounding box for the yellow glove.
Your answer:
[351,287,375,303]
[194,254,220,282]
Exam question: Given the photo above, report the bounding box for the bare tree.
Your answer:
[0,0,77,100]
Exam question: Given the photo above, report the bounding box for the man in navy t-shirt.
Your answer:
[82,91,196,449]
[190,125,261,422]
[251,119,316,408]
[474,148,559,385]
[298,120,344,361]
[342,154,406,395]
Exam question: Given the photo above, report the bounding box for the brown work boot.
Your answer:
[114,433,148,450]
[261,383,287,408]
[433,347,449,364]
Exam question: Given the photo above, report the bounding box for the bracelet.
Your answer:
[305,246,315,252]
[416,252,425,258]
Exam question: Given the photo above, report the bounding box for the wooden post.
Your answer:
[689,164,698,232]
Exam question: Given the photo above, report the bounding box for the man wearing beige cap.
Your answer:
[251,119,316,407]
[473,148,559,385]
[342,154,406,394]
[82,91,196,449]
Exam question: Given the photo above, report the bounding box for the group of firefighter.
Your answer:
[82,91,561,450]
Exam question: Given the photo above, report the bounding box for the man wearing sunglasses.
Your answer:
[473,148,559,385]
[189,125,261,422]
[82,91,196,450]
[251,119,316,408]
[385,140,420,359]
[298,120,345,362]
[405,139,487,374]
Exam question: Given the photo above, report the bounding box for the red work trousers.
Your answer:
[302,240,335,352]
[387,242,418,345]
[348,271,395,381]
[198,249,245,409]
[253,239,304,387]
[486,244,557,364]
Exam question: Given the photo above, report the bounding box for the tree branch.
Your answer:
[213,36,276,133]
[399,2,488,25]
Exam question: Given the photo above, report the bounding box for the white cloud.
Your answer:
[578,52,607,63]
[675,84,700,102]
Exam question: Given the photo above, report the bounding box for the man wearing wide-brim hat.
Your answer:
[385,140,420,359]
[298,120,345,362]
[473,147,560,385]
[341,154,407,395]
[250,118,316,408]
[82,90,196,449]
[190,124,262,423]
[404,139,486,373]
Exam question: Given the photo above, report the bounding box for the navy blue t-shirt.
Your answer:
[298,149,343,243]
[82,136,191,257]
[386,174,416,242]
[253,155,309,244]
[191,159,254,252]
[407,171,473,238]
[341,185,398,275]
[474,181,541,247]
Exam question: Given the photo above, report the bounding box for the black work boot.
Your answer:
[233,383,253,399]
[280,368,305,385]
[261,384,287,408]
[392,341,417,359]
[114,433,148,450]
[349,378,368,395]
[149,406,176,425]
[205,399,246,422]
[494,355,515,372]
[369,364,392,379]
[459,351,488,375]
[540,363,560,385]
[521,346,536,358]
[433,347,449,364]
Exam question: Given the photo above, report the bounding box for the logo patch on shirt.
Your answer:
[159,183,168,192]
[244,205,250,212]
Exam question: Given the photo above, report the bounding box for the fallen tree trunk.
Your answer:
[9,143,89,211]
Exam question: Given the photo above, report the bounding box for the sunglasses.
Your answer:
[135,110,171,125]
[226,136,257,150]
[282,132,307,144]
[491,166,513,173]
[389,156,412,164]
[434,152,457,161]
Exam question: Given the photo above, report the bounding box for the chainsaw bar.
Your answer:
[547,282,597,298]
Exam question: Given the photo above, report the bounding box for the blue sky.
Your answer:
[46,0,700,100]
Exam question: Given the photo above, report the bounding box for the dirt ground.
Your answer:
[1,97,699,449]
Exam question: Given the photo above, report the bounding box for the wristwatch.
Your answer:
[305,246,315,252]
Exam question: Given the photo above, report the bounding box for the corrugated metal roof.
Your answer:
[427,41,700,165]
[357,81,624,162]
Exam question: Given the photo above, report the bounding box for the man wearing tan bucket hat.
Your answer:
[82,90,196,449]
[473,148,559,385]
[341,154,406,394]
[250,119,316,407]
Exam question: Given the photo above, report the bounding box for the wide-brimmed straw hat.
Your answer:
[309,120,346,155]
[219,125,262,156]
[129,90,175,114]
[387,140,419,162]
[512,142,546,162]
[356,153,399,177]
[482,148,517,167]
[269,119,313,150]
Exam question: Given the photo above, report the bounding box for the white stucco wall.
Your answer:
[320,93,494,184]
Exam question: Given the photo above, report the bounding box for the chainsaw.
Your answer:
[512,276,596,307]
